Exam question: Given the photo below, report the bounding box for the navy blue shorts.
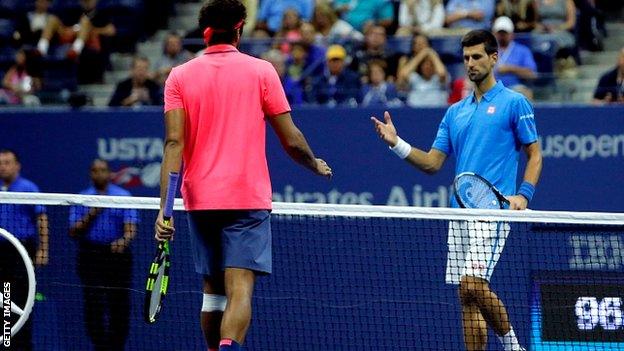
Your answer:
[187,210,272,276]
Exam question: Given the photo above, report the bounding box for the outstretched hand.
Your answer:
[314,158,332,179]
[371,111,399,147]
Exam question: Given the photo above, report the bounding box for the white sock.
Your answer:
[498,328,522,351]
[37,38,49,55]
[72,38,85,53]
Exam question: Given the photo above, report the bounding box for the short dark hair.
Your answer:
[461,30,498,55]
[0,149,19,163]
[198,0,247,45]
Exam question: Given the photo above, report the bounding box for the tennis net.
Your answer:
[1,192,623,350]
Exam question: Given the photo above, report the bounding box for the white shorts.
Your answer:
[445,220,510,285]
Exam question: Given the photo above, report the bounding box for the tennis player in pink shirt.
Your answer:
[154,1,332,350]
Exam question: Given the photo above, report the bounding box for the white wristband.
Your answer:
[390,136,411,159]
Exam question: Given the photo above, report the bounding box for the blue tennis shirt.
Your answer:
[432,81,538,207]
[69,184,138,244]
[0,176,46,240]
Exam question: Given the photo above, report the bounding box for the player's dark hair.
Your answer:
[198,0,247,45]
[0,149,19,163]
[461,30,498,55]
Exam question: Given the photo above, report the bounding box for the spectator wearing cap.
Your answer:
[592,47,624,105]
[445,0,495,30]
[493,16,537,99]
[306,44,360,106]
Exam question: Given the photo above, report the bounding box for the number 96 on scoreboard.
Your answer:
[531,272,624,350]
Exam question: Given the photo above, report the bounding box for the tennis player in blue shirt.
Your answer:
[372,30,542,351]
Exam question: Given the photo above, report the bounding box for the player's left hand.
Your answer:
[506,195,528,210]
[155,210,175,241]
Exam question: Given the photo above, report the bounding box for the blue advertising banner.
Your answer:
[1,105,622,211]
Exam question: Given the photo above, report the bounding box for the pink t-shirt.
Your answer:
[164,44,291,210]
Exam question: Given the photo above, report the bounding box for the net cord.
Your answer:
[1,192,623,225]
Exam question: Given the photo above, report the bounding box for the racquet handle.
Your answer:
[163,172,179,221]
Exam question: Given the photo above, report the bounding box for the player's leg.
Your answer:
[464,221,524,351]
[220,268,255,346]
[202,273,225,350]
[188,210,228,350]
[447,220,488,350]
[219,210,272,350]
[460,300,488,351]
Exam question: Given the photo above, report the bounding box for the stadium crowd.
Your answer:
[0,0,622,107]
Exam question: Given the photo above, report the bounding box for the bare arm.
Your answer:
[561,0,576,31]
[112,222,137,253]
[154,108,184,241]
[428,50,448,84]
[397,49,429,84]
[268,112,332,177]
[160,108,184,207]
[520,141,542,186]
[371,111,447,174]
[507,141,543,210]
[69,207,102,237]
[35,213,49,266]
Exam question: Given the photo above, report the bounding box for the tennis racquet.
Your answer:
[453,172,509,209]
[144,171,179,324]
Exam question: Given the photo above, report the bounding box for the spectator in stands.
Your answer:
[109,56,161,107]
[262,49,304,104]
[306,44,360,106]
[445,0,496,30]
[397,33,431,79]
[575,0,605,51]
[69,159,137,351]
[397,46,448,106]
[361,59,403,107]
[493,16,537,99]
[254,0,314,37]
[0,49,41,106]
[299,22,326,76]
[36,0,116,84]
[332,0,395,33]
[534,0,578,77]
[0,148,49,351]
[396,0,446,36]
[154,32,193,85]
[350,25,400,81]
[592,47,624,105]
[496,0,538,32]
[285,42,308,83]
[311,2,364,44]
[20,0,54,46]
[274,8,303,54]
